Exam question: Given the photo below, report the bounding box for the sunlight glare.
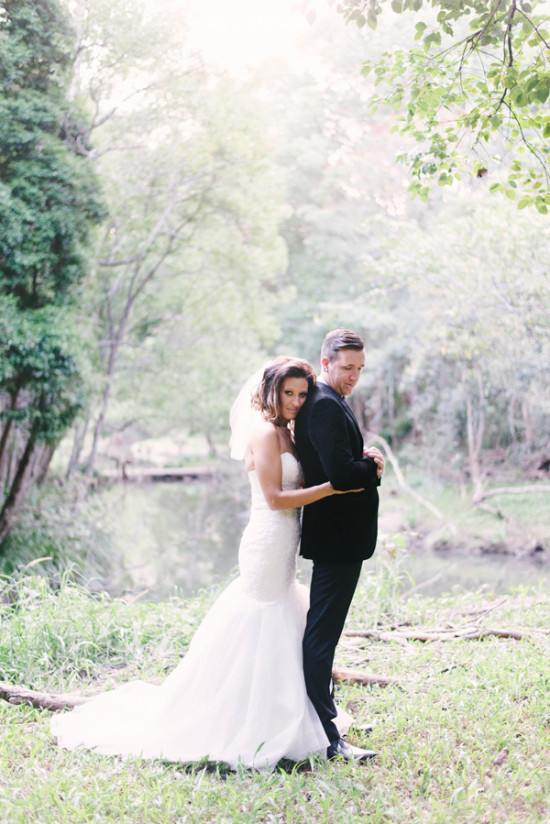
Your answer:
[187,0,321,72]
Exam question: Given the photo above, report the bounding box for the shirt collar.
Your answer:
[318,377,345,400]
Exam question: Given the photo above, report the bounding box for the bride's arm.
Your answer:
[250,423,337,511]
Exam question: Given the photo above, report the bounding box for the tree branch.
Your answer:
[331,667,399,687]
[367,432,446,521]
[516,6,550,49]
[0,681,87,712]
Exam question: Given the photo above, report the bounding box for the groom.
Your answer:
[294,329,383,762]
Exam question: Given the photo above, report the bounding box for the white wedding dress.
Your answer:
[52,452,338,770]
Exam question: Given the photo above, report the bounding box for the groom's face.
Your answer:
[322,348,365,397]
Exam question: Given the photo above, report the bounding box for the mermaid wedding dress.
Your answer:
[51,452,336,770]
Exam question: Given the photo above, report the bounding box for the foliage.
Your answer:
[0,0,103,543]
[0,301,85,444]
[0,0,104,308]
[339,0,550,209]
[266,17,550,486]
[255,22,424,368]
[57,0,288,471]
[409,196,548,444]
[0,572,205,687]
[0,477,113,584]
[341,192,550,493]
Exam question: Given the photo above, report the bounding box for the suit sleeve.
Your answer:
[309,396,380,490]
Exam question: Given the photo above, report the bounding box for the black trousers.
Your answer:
[302,559,363,745]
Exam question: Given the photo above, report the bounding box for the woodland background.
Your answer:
[1,0,549,585]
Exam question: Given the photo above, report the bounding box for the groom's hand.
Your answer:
[364,446,385,478]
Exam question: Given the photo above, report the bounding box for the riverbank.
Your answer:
[0,569,549,823]
[379,469,550,562]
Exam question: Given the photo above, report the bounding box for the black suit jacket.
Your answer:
[294,382,379,562]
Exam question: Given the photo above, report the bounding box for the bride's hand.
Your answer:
[328,484,364,495]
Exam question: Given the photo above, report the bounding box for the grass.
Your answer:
[0,558,549,824]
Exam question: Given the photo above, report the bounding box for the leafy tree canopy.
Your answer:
[333,0,550,210]
[0,299,84,444]
[0,0,104,309]
[0,0,103,542]
[0,0,72,93]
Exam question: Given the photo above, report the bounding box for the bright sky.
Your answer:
[186,0,325,73]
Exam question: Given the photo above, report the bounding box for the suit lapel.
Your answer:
[318,383,362,436]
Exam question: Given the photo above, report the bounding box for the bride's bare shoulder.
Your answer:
[249,419,278,446]
[245,420,279,471]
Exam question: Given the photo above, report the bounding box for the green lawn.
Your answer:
[0,564,549,824]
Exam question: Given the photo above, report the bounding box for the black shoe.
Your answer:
[327,738,377,763]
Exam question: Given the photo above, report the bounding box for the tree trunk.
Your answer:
[465,368,485,504]
[85,289,133,477]
[35,443,56,485]
[507,393,518,443]
[205,432,217,459]
[386,366,395,443]
[522,398,534,448]
[0,435,39,544]
[0,389,21,480]
[0,420,15,484]
[66,417,90,479]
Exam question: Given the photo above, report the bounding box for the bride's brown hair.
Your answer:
[252,357,316,426]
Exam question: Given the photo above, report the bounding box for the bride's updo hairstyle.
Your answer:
[252,357,316,426]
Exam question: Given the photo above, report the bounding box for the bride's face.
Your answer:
[279,377,309,423]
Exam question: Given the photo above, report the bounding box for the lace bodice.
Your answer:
[248,451,303,507]
[238,452,303,602]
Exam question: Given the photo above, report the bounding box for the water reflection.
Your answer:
[98,464,250,600]
[95,468,550,601]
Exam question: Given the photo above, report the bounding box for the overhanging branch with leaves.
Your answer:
[334,0,550,210]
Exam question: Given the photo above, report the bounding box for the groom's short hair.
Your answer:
[321,329,364,363]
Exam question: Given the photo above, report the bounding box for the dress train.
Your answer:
[52,453,348,769]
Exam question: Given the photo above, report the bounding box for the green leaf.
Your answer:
[423,31,442,52]
[517,196,532,210]
[391,0,404,12]
[414,21,427,40]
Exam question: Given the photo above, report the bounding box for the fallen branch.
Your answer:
[475,485,550,503]
[0,681,88,711]
[0,666,398,714]
[345,626,529,643]
[331,667,399,687]
[460,628,525,641]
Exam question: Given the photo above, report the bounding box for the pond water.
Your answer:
[94,466,550,602]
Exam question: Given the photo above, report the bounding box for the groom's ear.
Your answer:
[321,356,329,372]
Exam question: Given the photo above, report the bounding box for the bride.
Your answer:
[51,357,355,770]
